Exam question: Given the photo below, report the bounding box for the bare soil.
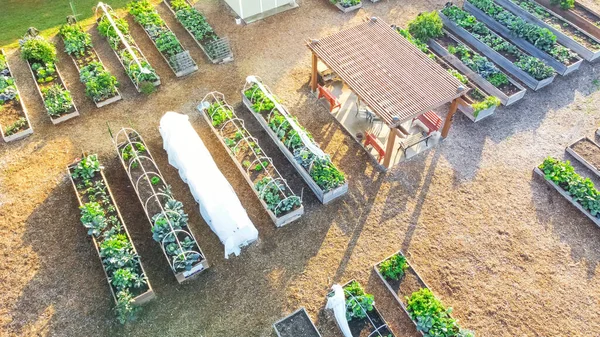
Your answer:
[1,1,600,337]
[0,99,27,134]
[274,310,321,337]
[574,3,600,24]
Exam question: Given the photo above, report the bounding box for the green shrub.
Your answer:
[19,36,57,63]
[550,0,574,10]
[379,253,408,280]
[408,11,444,42]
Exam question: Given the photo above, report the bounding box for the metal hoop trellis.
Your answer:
[344,288,390,337]
[112,127,202,272]
[200,92,301,216]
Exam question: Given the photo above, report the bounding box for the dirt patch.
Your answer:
[0,99,27,133]
[571,137,600,170]
[274,309,321,337]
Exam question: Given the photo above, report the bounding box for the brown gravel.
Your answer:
[1,0,600,336]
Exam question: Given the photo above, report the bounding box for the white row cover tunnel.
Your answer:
[223,0,299,23]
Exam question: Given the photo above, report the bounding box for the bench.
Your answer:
[364,132,385,163]
[317,85,341,112]
[415,111,442,135]
[399,133,431,157]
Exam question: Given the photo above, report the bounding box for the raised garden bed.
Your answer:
[163,0,233,64]
[464,0,583,75]
[128,0,198,77]
[535,0,600,42]
[535,157,600,228]
[331,0,362,13]
[374,251,474,337]
[198,92,304,227]
[19,29,79,124]
[59,18,122,108]
[567,137,600,179]
[242,76,348,205]
[398,28,500,121]
[0,49,33,142]
[440,4,556,90]
[273,307,322,337]
[112,128,208,283]
[496,0,600,61]
[67,154,155,323]
[426,30,527,106]
[96,3,160,93]
[326,280,395,337]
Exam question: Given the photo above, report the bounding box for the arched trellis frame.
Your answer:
[112,127,208,282]
[199,92,304,227]
[343,287,392,337]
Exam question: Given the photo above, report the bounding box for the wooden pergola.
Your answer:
[307,17,467,168]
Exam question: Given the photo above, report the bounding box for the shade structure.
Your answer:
[307,17,466,127]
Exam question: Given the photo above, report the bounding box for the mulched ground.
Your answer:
[1,0,600,336]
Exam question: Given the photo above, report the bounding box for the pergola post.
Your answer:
[441,99,459,138]
[383,129,396,168]
[311,52,318,92]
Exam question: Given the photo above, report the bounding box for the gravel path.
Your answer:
[0,0,599,336]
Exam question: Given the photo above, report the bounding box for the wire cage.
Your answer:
[199,92,303,227]
[95,2,160,90]
[112,127,208,283]
[242,76,347,204]
[203,37,234,64]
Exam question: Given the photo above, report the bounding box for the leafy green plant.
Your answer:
[80,202,108,236]
[80,61,119,102]
[406,288,473,337]
[151,176,161,185]
[472,96,500,117]
[550,0,574,10]
[442,5,555,80]
[99,233,141,273]
[98,15,130,49]
[379,253,408,281]
[31,62,56,84]
[408,11,444,42]
[255,177,301,216]
[72,154,101,180]
[468,0,576,64]
[331,0,361,7]
[59,23,92,57]
[539,157,600,216]
[111,268,146,291]
[173,4,218,45]
[447,43,509,89]
[447,69,468,84]
[4,117,28,136]
[19,35,57,63]
[0,53,7,71]
[115,289,139,324]
[207,101,233,127]
[165,236,199,271]
[343,281,374,321]
[41,84,73,117]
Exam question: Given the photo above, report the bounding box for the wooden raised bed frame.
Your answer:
[25,60,79,125]
[333,1,362,13]
[427,30,527,106]
[163,0,233,64]
[373,251,471,336]
[495,0,600,61]
[464,0,583,75]
[535,0,600,42]
[273,307,322,337]
[533,166,600,228]
[67,162,155,305]
[199,93,304,227]
[327,280,396,337]
[113,128,209,283]
[439,9,556,91]
[241,84,348,205]
[566,137,600,179]
[132,6,198,77]
[1,49,33,142]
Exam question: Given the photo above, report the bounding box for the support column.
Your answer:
[441,99,459,138]
[383,128,397,169]
[311,53,318,92]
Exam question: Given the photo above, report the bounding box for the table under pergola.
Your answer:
[307,17,467,168]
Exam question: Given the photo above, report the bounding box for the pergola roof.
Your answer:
[307,17,465,127]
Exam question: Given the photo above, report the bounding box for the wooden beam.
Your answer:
[383,128,397,168]
[311,52,318,92]
[441,99,459,138]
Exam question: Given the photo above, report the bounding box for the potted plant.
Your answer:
[198,92,304,227]
[59,17,122,107]
[112,128,209,283]
[96,3,160,93]
[67,154,155,323]
[19,28,79,124]
[163,0,233,63]
[242,76,348,204]
[128,0,198,77]
[0,49,33,142]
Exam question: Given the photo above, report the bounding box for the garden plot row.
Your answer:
[68,131,213,323]
[535,135,600,228]
[289,250,474,337]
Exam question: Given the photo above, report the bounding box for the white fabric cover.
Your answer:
[326,284,352,337]
[159,111,258,258]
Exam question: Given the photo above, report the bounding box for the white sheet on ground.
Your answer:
[326,284,352,337]
[159,111,258,258]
